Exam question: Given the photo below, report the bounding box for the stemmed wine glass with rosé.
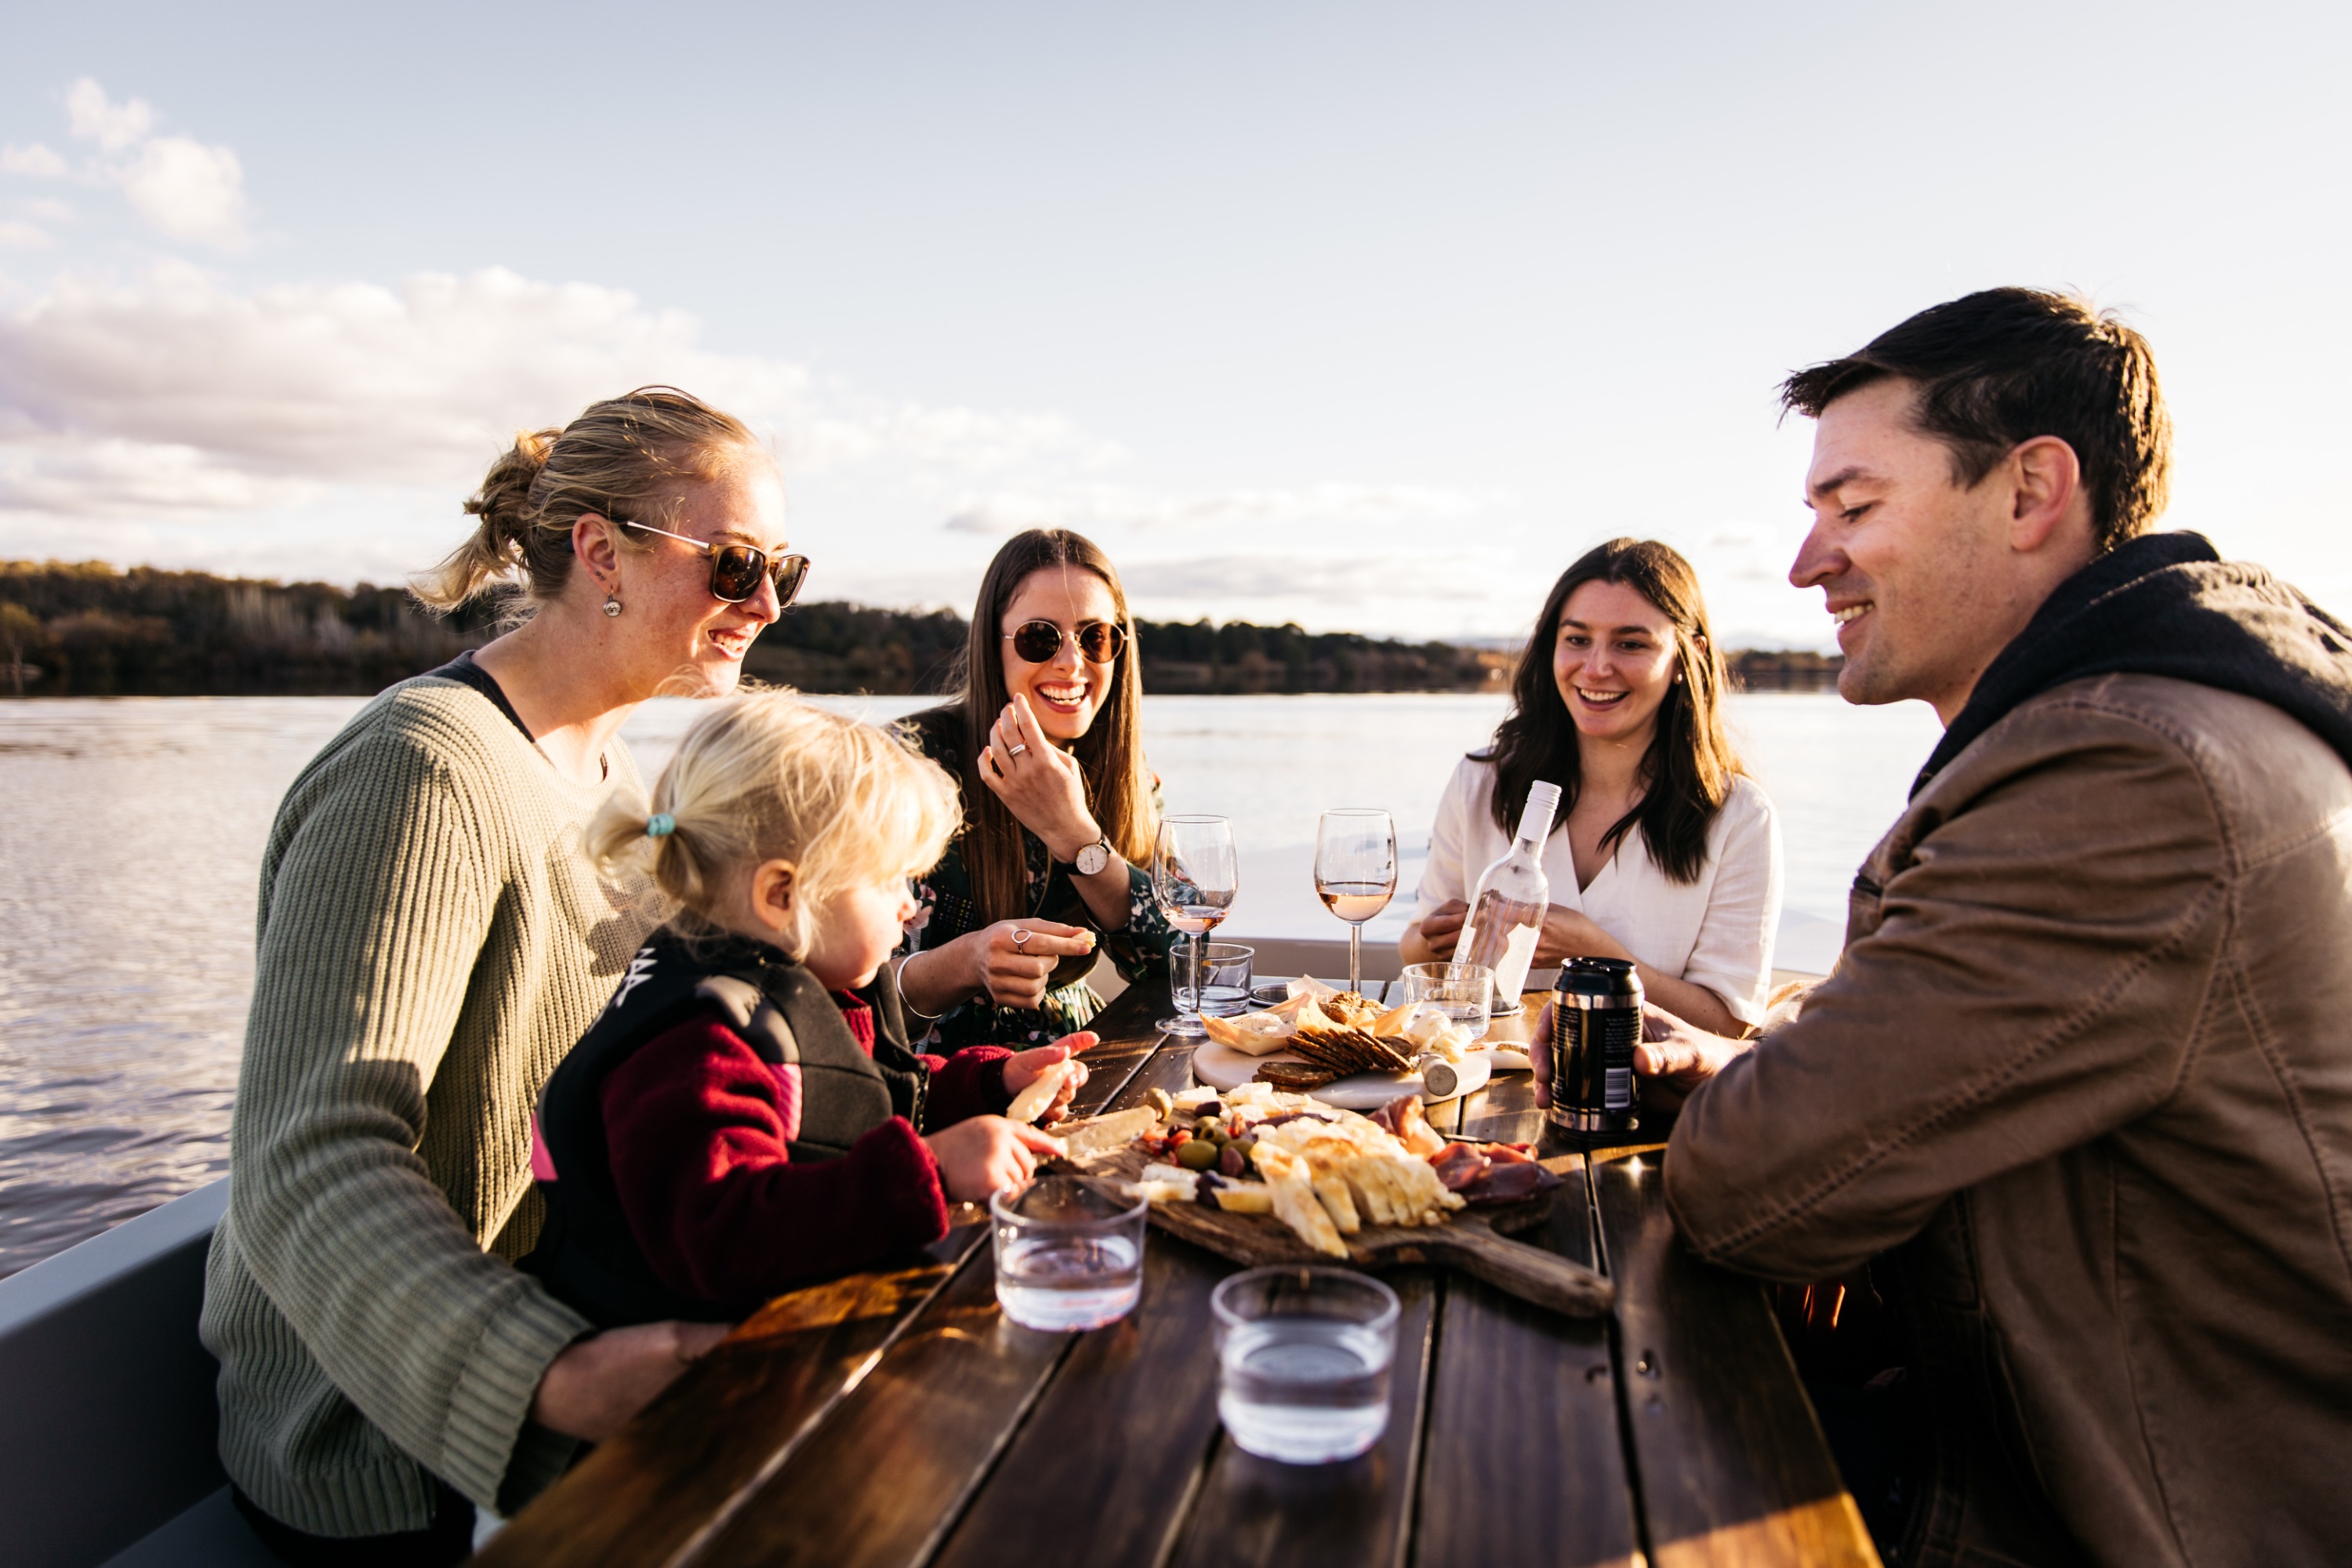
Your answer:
[1314,809,1397,996]
[1153,815,1239,1037]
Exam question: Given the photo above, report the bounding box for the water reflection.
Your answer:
[0,689,1939,1278]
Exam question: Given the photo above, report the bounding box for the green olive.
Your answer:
[1174,1138,1221,1171]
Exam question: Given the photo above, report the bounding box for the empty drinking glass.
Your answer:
[1212,1266,1399,1464]
[992,1177,1149,1331]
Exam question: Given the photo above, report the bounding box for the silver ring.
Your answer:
[1007,742,1029,757]
[1011,928,1032,946]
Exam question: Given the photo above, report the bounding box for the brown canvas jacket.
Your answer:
[1666,672,2352,1567]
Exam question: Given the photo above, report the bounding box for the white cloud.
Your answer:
[0,435,312,516]
[0,143,69,178]
[5,79,253,249]
[120,137,249,249]
[0,263,1123,521]
[0,222,53,249]
[66,78,155,153]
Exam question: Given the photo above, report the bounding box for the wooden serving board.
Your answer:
[1054,1143,1614,1319]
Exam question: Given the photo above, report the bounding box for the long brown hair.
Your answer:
[1479,538,1740,884]
[913,529,1154,923]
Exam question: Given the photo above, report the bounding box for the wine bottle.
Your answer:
[1455,779,1563,1007]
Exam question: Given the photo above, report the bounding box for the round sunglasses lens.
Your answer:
[1012,622,1064,662]
[1078,623,1126,662]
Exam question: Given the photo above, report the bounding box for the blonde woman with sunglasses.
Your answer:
[201,388,809,1563]
[895,529,1176,1049]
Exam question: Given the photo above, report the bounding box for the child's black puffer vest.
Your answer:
[524,927,927,1325]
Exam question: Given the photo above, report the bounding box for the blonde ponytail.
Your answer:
[412,387,760,614]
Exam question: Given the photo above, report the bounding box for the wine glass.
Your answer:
[1152,815,1239,1038]
[1314,809,1397,997]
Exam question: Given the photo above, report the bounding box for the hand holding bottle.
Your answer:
[1456,781,1563,1004]
[1416,898,1469,958]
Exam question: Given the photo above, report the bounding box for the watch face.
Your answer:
[1076,840,1109,875]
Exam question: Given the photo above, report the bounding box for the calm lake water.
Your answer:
[0,689,1940,1277]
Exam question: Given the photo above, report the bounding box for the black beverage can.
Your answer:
[1548,957,1642,1134]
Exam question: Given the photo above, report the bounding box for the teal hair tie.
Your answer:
[646,813,676,839]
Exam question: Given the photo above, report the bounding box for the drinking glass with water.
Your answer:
[1177,942,1254,1019]
[1400,960,1494,1044]
[991,1177,1149,1331]
[1211,1266,1399,1465]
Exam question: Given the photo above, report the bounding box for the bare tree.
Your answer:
[0,602,40,697]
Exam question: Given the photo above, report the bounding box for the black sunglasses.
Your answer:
[1005,619,1127,665]
[621,519,811,607]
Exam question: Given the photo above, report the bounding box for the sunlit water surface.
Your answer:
[0,690,1940,1276]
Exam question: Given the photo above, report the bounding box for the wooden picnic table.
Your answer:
[479,980,1878,1568]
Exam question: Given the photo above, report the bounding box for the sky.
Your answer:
[1,1,2346,648]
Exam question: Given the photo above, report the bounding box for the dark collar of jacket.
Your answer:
[1915,530,2352,797]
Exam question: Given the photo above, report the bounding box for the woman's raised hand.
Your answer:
[964,917,1097,1010]
[977,695,1100,862]
[924,1116,1064,1203]
[1003,1032,1097,1123]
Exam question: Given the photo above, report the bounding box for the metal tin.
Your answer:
[1548,957,1642,1134]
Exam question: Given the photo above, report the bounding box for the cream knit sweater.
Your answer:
[200,674,652,1535]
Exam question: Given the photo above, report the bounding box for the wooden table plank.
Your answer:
[1167,1269,1440,1568]
[1587,1146,1878,1568]
[684,1236,1075,1568]
[1070,982,1180,1112]
[1414,1152,1642,1568]
[925,1037,1228,1568]
[476,1243,975,1568]
[673,994,1182,1568]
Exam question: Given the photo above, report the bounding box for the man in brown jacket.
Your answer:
[1544,290,2352,1566]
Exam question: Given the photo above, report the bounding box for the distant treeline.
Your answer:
[0,561,1835,698]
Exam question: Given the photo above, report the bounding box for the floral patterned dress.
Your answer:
[901,710,1178,1049]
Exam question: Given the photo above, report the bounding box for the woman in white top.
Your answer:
[1401,538,1780,1034]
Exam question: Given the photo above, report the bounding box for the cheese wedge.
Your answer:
[1004,1059,1075,1123]
[1251,1146,1347,1257]
[1200,1009,1298,1057]
[1051,1106,1159,1157]
[1211,1182,1274,1214]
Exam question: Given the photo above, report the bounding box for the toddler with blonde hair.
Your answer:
[524,695,1092,1325]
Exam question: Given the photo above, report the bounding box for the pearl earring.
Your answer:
[602,590,622,618]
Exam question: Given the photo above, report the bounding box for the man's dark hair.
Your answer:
[1780,288,2172,553]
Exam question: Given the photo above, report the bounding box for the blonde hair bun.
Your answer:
[413,387,760,613]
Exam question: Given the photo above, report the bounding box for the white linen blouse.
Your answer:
[1413,756,1784,1025]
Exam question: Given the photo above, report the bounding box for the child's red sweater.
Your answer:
[590,993,1012,1306]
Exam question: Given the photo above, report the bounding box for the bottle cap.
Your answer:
[1516,780,1563,844]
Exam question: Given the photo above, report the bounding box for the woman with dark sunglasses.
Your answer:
[894,528,1178,1048]
[202,388,790,1564]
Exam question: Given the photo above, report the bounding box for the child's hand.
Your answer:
[1004,1032,1097,1124]
[924,1116,1063,1203]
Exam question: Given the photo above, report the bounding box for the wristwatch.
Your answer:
[1072,834,1115,876]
